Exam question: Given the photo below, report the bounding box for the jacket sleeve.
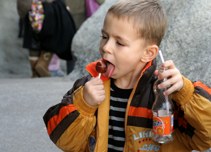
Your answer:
[172,76,211,151]
[43,75,98,151]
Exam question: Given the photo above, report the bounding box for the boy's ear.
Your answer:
[141,45,159,62]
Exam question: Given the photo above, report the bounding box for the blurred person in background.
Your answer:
[17,0,75,77]
[17,0,105,77]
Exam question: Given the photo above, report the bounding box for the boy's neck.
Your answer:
[114,62,147,89]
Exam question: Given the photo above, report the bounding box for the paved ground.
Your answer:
[0,77,74,152]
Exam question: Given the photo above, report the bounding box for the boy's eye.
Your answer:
[101,35,107,39]
[117,41,124,46]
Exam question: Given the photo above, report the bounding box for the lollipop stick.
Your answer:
[98,73,101,78]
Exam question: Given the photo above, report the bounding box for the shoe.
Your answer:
[35,51,53,77]
[29,57,40,78]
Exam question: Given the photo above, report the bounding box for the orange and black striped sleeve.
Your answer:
[172,77,211,151]
[43,75,94,146]
[193,81,211,100]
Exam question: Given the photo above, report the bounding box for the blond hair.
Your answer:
[107,0,167,46]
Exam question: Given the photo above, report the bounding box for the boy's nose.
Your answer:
[102,39,113,54]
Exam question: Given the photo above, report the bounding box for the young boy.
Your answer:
[43,0,211,151]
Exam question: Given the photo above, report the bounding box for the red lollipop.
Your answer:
[96,60,107,78]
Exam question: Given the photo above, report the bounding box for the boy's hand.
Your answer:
[83,77,105,107]
[154,60,184,95]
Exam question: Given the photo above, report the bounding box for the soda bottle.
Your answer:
[152,79,174,144]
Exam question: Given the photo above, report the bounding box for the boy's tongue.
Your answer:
[104,63,115,78]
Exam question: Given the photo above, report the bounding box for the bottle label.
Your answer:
[153,115,173,136]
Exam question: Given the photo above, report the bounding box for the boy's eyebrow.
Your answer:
[101,29,107,34]
[101,29,130,43]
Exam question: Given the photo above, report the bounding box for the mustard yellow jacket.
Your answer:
[43,60,211,152]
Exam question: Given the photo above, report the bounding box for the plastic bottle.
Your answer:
[152,79,174,144]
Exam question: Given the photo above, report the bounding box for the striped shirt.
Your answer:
[108,79,132,152]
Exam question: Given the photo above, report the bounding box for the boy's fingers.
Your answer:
[162,60,175,69]
[164,82,181,95]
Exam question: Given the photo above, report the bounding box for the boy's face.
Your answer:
[99,13,150,82]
